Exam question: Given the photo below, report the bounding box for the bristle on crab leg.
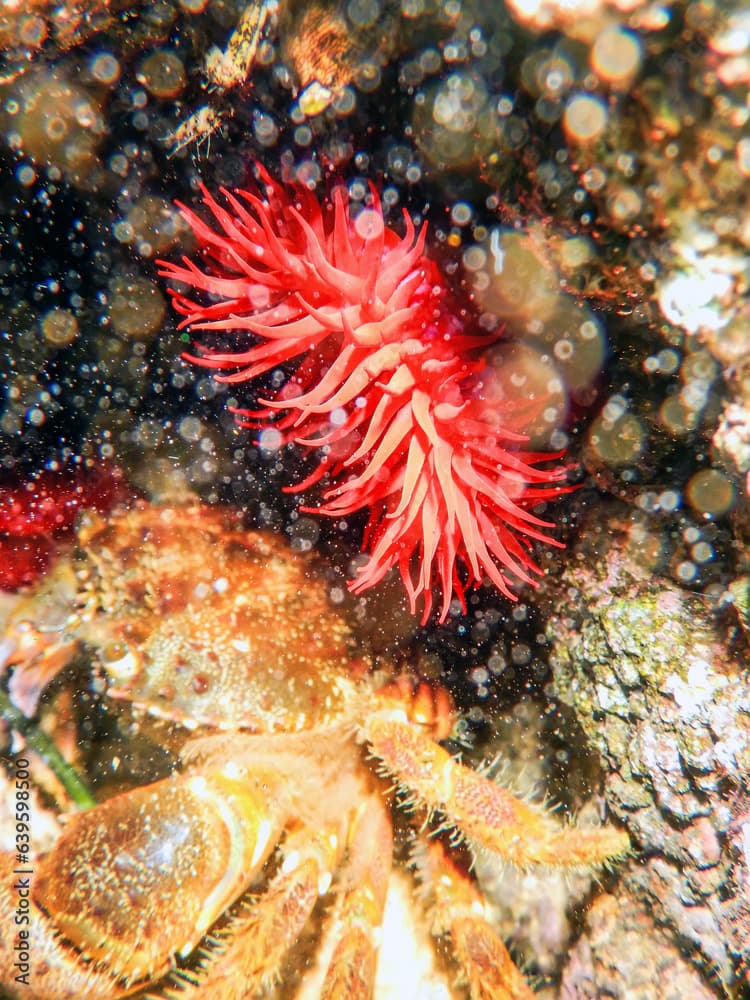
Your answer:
[365,717,630,870]
[415,838,535,1000]
[21,768,289,987]
[318,792,393,999]
[0,854,126,1000]
[155,825,345,1000]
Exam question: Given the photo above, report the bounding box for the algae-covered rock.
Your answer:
[540,499,750,991]
[559,890,716,1000]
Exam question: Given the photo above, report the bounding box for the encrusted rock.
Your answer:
[540,499,750,991]
[559,890,715,1000]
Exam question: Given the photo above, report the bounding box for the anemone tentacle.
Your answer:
[158,164,572,622]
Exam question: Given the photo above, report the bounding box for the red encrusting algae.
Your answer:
[0,465,125,591]
[158,163,572,622]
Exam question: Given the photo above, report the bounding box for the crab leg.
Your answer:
[10,764,290,995]
[0,855,125,1000]
[415,838,534,1000]
[157,823,346,1000]
[364,716,630,869]
[318,790,393,999]
[3,620,80,718]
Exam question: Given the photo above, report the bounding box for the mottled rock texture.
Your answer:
[540,499,750,994]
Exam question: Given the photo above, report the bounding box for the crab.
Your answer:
[0,501,629,1000]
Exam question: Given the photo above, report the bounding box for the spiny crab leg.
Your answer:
[155,823,346,1000]
[0,853,124,1000]
[414,837,535,1000]
[316,789,394,1000]
[364,715,630,870]
[16,764,290,990]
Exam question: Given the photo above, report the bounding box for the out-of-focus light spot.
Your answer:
[354,208,385,242]
[476,229,559,322]
[564,94,607,142]
[18,14,45,47]
[126,196,186,256]
[2,69,106,184]
[90,52,120,86]
[659,396,699,434]
[289,517,321,552]
[295,158,322,189]
[686,469,735,518]
[108,276,166,341]
[348,0,382,28]
[608,186,642,222]
[651,348,681,374]
[462,246,487,272]
[537,301,605,391]
[42,308,79,347]
[521,50,574,98]
[737,138,750,177]
[356,60,382,94]
[415,71,495,169]
[676,560,697,582]
[27,408,45,426]
[253,111,279,147]
[591,26,642,88]
[710,12,750,55]
[582,165,607,192]
[482,341,569,447]
[450,202,473,226]
[15,164,35,186]
[179,416,204,443]
[692,541,714,564]
[588,411,644,466]
[113,219,134,243]
[659,489,680,512]
[137,50,186,99]
[258,428,283,452]
[559,235,594,269]
[638,6,670,30]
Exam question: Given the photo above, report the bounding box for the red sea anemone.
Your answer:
[158,163,572,622]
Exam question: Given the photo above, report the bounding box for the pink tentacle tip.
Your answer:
[157,161,575,622]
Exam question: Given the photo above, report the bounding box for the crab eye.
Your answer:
[101,642,141,683]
